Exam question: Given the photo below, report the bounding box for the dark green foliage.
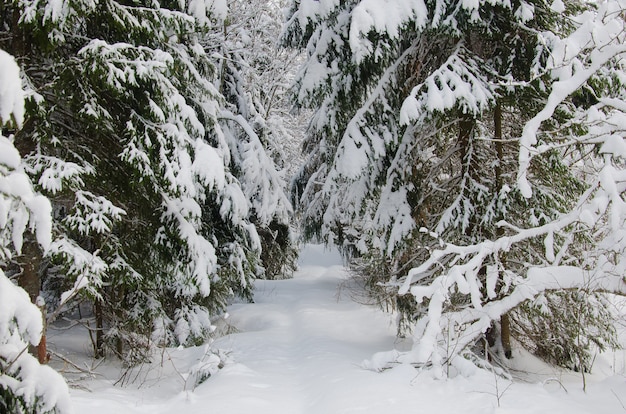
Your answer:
[0,382,35,414]
[257,220,298,280]
[513,291,620,371]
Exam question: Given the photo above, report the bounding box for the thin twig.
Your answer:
[612,389,626,411]
[48,349,103,378]
[1,345,30,375]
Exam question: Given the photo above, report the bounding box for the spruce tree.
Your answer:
[2,0,292,363]
[284,0,626,373]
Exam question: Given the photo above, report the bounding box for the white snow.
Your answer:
[59,273,92,305]
[64,191,126,236]
[400,51,495,124]
[550,0,565,13]
[192,139,226,191]
[0,53,53,256]
[349,0,428,62]
[517,0,626,198]
[0,50,25,127]
[43,244,626,414]
[47,237,107,301]
[1,267,73,414]
[0,271,43,347]
[514,1,534,23]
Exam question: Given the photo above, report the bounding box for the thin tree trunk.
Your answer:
[113,286,124,358]
[18,235,48,363]
[494,101,503,183]
[500,313,512,358]
[494,101,512,359]
[458,116,475,169]
[458,114,477,237]
[37,298,49,364]
[94,298,105,358]
[11,9,24,57]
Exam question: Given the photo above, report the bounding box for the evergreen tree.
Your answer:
[284,0,626,374]
[0,48,71,414]
[1,0,292,363]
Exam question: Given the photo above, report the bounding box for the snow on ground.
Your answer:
[50,244,626,413]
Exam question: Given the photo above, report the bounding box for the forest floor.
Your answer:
[51,245,626,413]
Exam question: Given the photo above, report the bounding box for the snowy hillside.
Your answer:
[50,245,626,413]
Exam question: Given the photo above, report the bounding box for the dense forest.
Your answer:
[1,0,625,412]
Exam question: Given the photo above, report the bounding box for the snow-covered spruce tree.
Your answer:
[214,0,299,280]
[0,49,72,414]
[284,0,625,374]
[2,0,289,363]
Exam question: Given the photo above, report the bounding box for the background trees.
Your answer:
[216,0,301,280]
[284,0,626,374]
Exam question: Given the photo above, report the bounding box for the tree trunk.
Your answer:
[458,115,478,238]
[494,101,512,359]
[501,313,512,358]
[18,235,48,363]
[37,298,49,364]
[458,116,475,170]
[494,101,503,183]
[94,298,105,358]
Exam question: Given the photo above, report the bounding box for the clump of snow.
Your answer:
[400,51,495,124]
[0,282,74,413]
[206,0,227,20]
[349,0,428,62]
[63,190,125,236]
[550,0,566,13]
[192,139,226,191]
[296,0,342,28]
[0,50,25,127]
[0,271,43,346]
[514,1,535,22]
[0,52,52,255]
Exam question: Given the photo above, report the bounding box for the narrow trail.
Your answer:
[197,246,403,413]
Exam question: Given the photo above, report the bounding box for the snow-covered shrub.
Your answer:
[0,271,72,414]
[512,290,620,372]
[186,348,231,390]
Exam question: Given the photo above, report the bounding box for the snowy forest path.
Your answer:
[68,244,626,414]
[202,244,401,413]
